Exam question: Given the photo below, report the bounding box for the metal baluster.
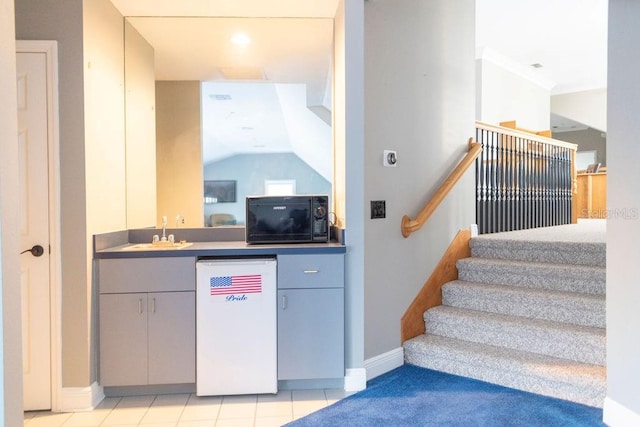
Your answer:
[476,128,480,233]
[491,131,498,233]
[495,135,504,231]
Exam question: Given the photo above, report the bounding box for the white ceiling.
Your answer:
[112,0,608,95]
[111,0,608,159]
[476,0,608,95]
[125,16,333,107]
[110,0,340,19]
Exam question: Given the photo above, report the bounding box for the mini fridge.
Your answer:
[196,258,277,396]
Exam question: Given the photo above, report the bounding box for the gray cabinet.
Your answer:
[277,254,345,380]
[98,257,195,387]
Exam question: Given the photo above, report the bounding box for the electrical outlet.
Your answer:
[371,200,386,219]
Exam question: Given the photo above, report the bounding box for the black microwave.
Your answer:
[246,195,329,244]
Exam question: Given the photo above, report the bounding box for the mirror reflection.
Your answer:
[125,17,334,227]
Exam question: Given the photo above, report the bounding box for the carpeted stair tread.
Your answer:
[442,280,605,328]
[469,234,605,267]
[456,257,605,295]
[424,305,605,366]
[403,334,606,408]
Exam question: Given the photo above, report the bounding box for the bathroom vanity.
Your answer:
[94,228,346,394]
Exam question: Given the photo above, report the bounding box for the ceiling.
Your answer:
[111,0,608,95]
[476,0,608,96]
[110,0,340,18]
[111,0,608,159]
[125,16,333,107]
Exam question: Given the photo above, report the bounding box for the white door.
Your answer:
[17,51,52,411]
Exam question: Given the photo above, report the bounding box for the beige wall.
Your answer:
[1,0,24,422]
[156,81,204,228]
[125,21,157,229]
[83,1,127,232]
[83,0,130,386]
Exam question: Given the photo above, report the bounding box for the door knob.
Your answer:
[21,245,44,257]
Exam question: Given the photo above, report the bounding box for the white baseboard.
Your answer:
[344,368,367,392]
[604,396,640,426]
[364,347,404,381]
[59,382,105,412]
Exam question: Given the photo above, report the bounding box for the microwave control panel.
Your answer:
[311,196,329,242]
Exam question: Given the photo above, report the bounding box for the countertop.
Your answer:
[95,240,346,259]
[94,227,346,259]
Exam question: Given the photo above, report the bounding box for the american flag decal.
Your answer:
[210,274,262,296]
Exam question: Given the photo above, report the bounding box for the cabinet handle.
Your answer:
[303,269,319,274]
[151,297,156,314]
[138,298,143,315]
[281,295,288,310]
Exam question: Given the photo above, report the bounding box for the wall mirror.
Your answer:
[124,17,334,227]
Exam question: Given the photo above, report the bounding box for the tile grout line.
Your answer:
[174,394,189,427]
[94,396,121,426]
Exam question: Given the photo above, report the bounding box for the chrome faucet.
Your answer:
[161,215,168,241]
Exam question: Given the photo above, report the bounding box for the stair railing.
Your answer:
[475,121,578,234]
[401,138,482,238]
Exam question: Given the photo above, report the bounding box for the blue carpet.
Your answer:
[285,364,604,426]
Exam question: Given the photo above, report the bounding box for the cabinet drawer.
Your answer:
[99,257,195,293]
[277,254,344,289]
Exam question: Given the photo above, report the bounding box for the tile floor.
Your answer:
[23,389,349,427]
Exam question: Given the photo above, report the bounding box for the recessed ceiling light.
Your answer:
[231,32,251,46]
[530,63,543,69]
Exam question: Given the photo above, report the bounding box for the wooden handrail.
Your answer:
[401,138,482,238]
[499,120,552,138]
[476,121,577,150]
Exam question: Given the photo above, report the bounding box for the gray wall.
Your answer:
[553,128,607,167]
[363,0,476,359]
[1,0,23,422]
[605,0,640,422]
[203,153,331,224]
[14,0,92,387]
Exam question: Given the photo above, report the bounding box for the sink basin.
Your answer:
[123,242,193,251]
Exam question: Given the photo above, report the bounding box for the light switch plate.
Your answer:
[371,200,386,219]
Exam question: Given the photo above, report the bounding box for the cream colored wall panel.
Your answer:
[125,21,157,228]
[156,81,203,227]
[83,0,126,233]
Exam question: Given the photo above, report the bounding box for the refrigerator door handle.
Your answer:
[281,295,288,310]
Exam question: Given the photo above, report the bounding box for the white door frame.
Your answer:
[16,40,62,413]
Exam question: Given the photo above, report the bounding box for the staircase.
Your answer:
[403,222,606,408]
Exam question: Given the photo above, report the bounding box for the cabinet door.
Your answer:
[148,291,196,384]
[278,288,344,380]
[99,293,148,386]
